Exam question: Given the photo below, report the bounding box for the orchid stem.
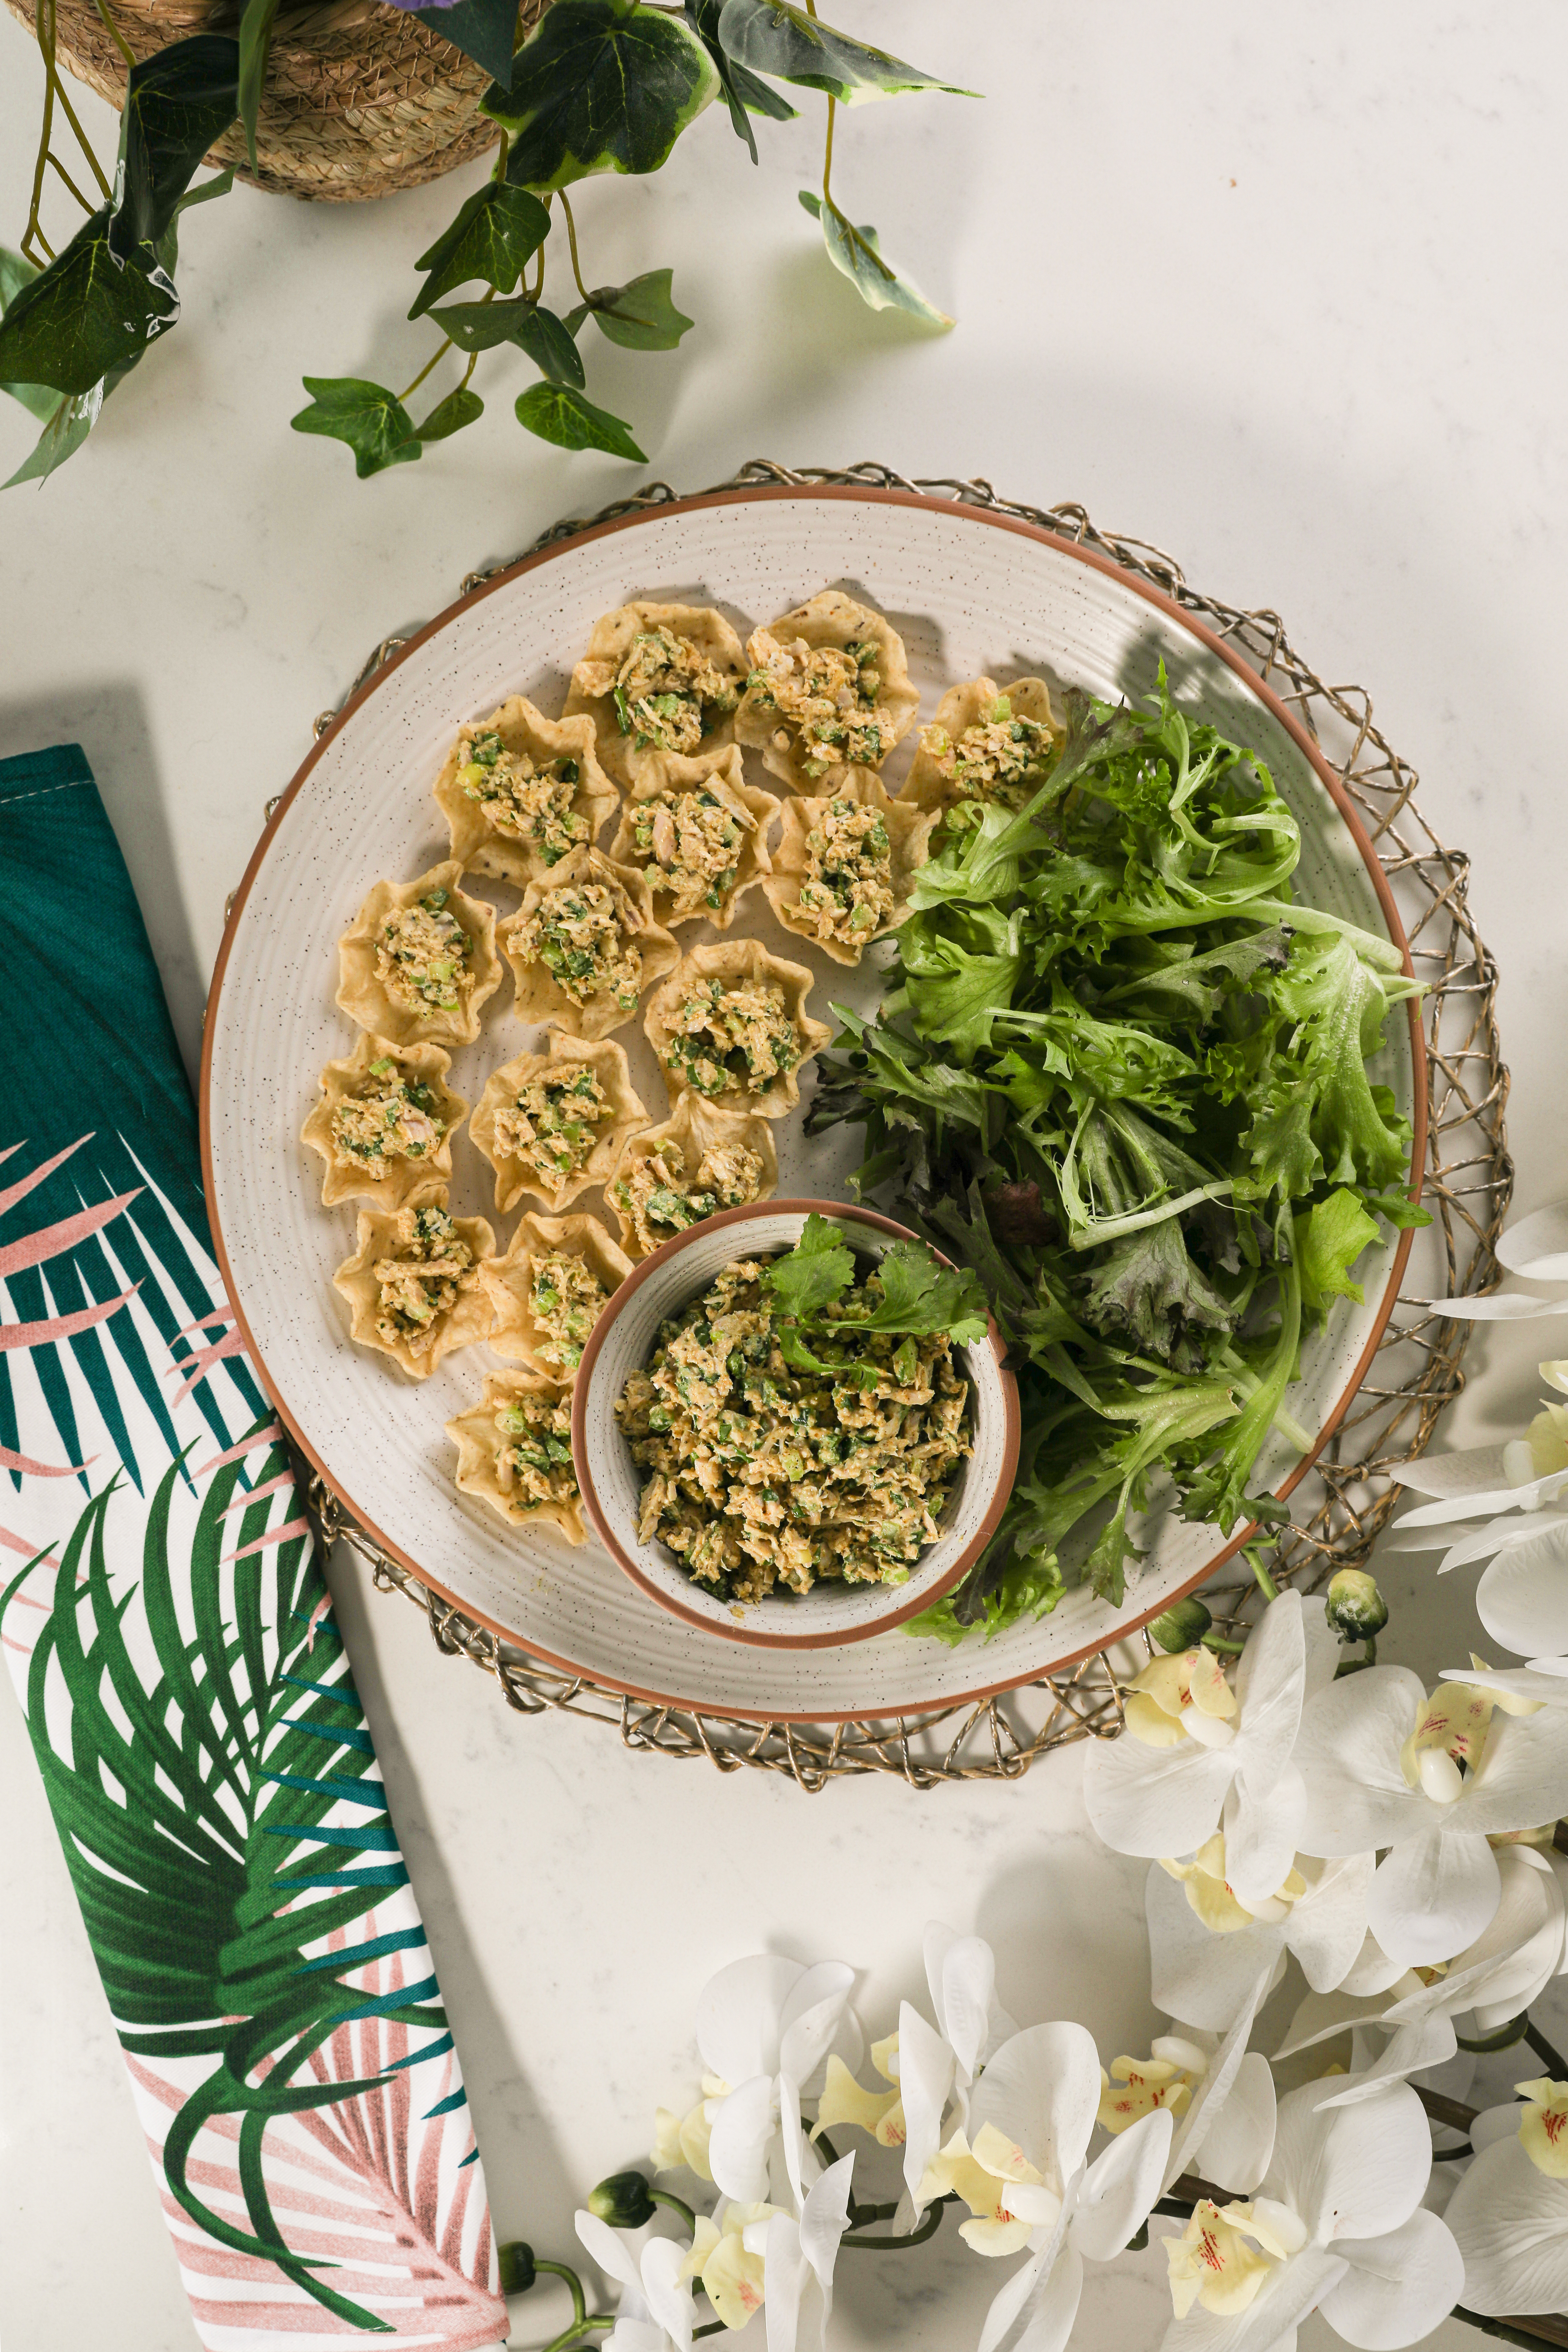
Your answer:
[1524,2019,1568,2080]
[1244,1545,1279,1603]
[650,2188,696,2230]
[1452,2309,1568,2351]
[1201,1633,1247,1654]
[840,2200,948,2251]
[534,2260,589,2334]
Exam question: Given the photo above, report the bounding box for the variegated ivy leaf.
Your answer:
[683,0,796,162]
[484,0,718,192]
[515,380,646,460]
[409,0,523,86]
[409,181,551,318]
[290,376,423,475]
[717,0,976,105]
[564,269,693,350]
[798,190,951,328]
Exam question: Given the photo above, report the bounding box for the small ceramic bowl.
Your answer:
[571,1199,1020,1649]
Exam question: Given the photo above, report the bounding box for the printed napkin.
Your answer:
[0,745,508,2349]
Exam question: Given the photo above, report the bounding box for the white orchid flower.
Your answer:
[813,2031,904,2149]
[660,1956,860,2209]
[575,2210,696,2352]
[912,2020,1173,2352]
[1146,1843,1373,2032]
[680,2201,778,2332]
[1276,1843,1568,2098]
[1294,1665,1568,1965]
[1444,2077,1568,2315]
[760,2155,855,2352]
[1084,1592,1336,1908]
[895,1923,1019,2221]
[1157,2074,1463,2352]
[1102,2025,1279,2199]
[1427,1195,1568,1323]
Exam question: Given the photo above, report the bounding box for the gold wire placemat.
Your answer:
[292,460,1511,1791]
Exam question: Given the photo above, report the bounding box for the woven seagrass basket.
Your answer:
[4,0,548,200]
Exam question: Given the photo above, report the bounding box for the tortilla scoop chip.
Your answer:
[643,937,833,1121]
[333,1195,495,1380]
[302,1034,468,1210]
[482,1210,633,1379]
[903,675,1065,816]
[606,744,780,931]
[734,589,921,792]
[563,601,748,789]
[762,768,939,967]
[470,1033,648,1217]
[605,1096,779,1261]
[446,1368,586,1544]
[433,696,618,889]
[498,847,680,1039]
[336,860,501,1050]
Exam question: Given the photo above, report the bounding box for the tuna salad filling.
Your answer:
[611,1135,767,1257]
[493,1391,579,1516]
[505,878,643,1012]
[331,1059,446,1177]
[376,890,474,1021]
[613,627,739,756]
[744,632,887,778]
[372,1203,478,1357]
[794,795,894,945]
[492,1066,610,1190]
[615,1259,972,1599]
[455,726,587,865]
[918,696,1059,818]
[529,1251,607,1375]
[661,977,798,1101]
[629,786,758,922]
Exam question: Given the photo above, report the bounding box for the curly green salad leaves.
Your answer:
[761,1214,988,1390]
[807,669,1427,1644]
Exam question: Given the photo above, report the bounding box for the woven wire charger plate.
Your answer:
[300,459,1511,1792]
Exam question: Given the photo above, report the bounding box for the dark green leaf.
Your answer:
[0,209,177,398]
[0,247,55,423]
[416,385,484,441]
[237,0,279,163]
[763,1211,856,1320]
[484,0,718,192]
[683,0,796,161]
[4,362,138,491]
[565,268,692,350]
[842,1240,989,1345]
[799,189,951,326]
[431,295,583,384]
[290,376,422,476]
[412,0,521,85]
[514,379,646,458]
[408,181,551,319]
[717,0,976,103]
[112,35,240,258]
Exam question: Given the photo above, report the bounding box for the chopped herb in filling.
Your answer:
[492,1066,610,1190]
[455,726,586,865]
[918,695,1059,821]
[612,627,739,756]
[372,1203,478,1356]
[630,786,757,922]
[494,1390,579,1516]
[612,1135,766,1257]
[529,1250,608,1374]
[744,631,887,780]
[794,796,894,945]
[330,1057,446,1177]
[506,879,643,1011]
[615,1258,972,1600]
[661,977,799,1100]
[376,889,474,1021]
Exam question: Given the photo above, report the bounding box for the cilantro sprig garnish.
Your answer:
[761,1213,988,1388]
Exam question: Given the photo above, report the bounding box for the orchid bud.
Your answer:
[1150,1597,1213,1653]
[1325,1568,1388,1643]
[588,2170,657,2229]
[498,2242,537,2295]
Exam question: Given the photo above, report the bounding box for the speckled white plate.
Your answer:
[201,486,1424,1724]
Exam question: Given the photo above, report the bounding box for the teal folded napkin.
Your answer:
[0,745,508,2349]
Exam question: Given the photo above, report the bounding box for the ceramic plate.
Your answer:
[202,486,1424,1723]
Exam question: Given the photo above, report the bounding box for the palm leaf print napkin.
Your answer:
[0,743,508,2349]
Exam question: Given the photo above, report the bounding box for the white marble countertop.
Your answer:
[4,7,1567,2346]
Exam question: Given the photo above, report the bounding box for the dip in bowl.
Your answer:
[572,1201,1019,1649]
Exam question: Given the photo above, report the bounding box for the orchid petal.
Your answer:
[939,1934,999,2085]
[1426,1292,1568,1320]
[763,2213,806,2352]
[1314,2014,1458,2106]
[708,2073,777,2203]
[1224,1761,1306,1909]
[1156,2242,1346,2352]
[1447,1662,1568,1707]
[1380,1517,1488,1554]
[1463,1701,1568,1833]
[968,2022,1103,2195]
[976,2243,1049,2352]
[1395,1468,1568,1524]
[1166,1972,1274,2191]
[1266,2078,1431,2244]
[800,2152,853,2290]
[576,2209,647,2297]
[1468,2103,1525,2156]
[1285,1853,1375,1993]
[1476,1521,1568,1659]
[639,2238,695,2352]
[1316,2209,1465,2349]
[1441,2134,1568,2316]
[1147,1861,1288,2033]
[1300,1596,1340,1705]
[1336,1931,1415,2000]
[1012,2243,1085,2352]
[1200,2054,1278,2195]
[1497,1200,1568,1283]
[898,1999,957,2211]
[1294,1668,1431,1857]
[1434,1513,1568,1576]
[1367,1825,1501,1966]
[1074,2107,1173,2262]
[697,1956,801,2084]
[1082,1727,1237,1861]
[1391,1445,1514,1499]
[778,1963,856,2092]
[1232,1591,1308,1776]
